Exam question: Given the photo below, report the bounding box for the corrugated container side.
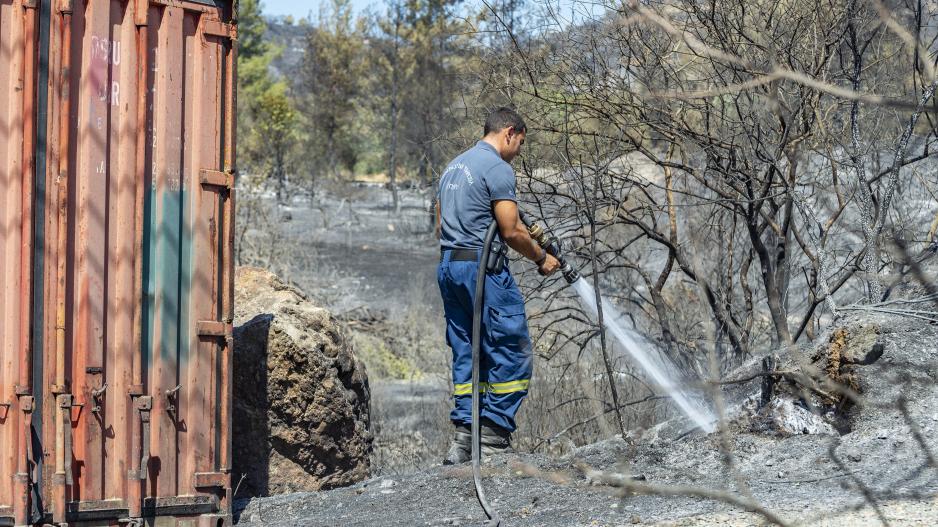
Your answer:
[21,0,236,525]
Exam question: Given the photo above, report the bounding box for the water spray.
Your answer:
[469,209,714,526]
[518,208,716,433]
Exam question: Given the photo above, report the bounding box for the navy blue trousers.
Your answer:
[437,249,533,432]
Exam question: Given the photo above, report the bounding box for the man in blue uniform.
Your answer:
[435,108,560,464]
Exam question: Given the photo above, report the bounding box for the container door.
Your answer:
[34,0,234,524]
[141,0,234,518]
[37,0,149,522]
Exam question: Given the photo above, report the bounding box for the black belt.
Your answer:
[442,248,479,261]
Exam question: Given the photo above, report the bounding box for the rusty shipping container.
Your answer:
[0,0,237,525]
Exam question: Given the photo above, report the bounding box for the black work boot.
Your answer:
[443,424,471,465]
[480,419,513,456]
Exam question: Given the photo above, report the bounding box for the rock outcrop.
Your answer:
[233,267,372,497]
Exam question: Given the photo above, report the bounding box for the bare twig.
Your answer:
[579,463,791,526]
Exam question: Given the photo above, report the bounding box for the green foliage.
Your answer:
[350,331,425,381]
[237,0,300,202]
[236,0,268,60]
[236,0,491,199]
[295,0,365,189]
[354,0,475,186]
[254,82,297,139]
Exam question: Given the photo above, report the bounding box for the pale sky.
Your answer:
[261,0,382,20]
[260,0,599,28]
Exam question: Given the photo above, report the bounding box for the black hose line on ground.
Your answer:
[471,212,581,525]
[471,220,502,526]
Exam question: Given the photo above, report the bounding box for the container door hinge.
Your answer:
[18,395,34,412]
[199,169,234,191]
[6,386,33,420]
[134,396,152,480]
[58,394,79,485]
[202,19,237,41]
[197,320,232,339]
[193,471,228,489]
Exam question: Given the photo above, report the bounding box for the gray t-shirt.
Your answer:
[438,141,517,250]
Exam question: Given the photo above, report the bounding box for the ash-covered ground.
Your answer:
[275,184,441,314]
[234,307,938,526]
[235,184,938,525]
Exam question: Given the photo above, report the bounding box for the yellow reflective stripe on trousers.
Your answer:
[454,379,529,395]
[453,382,488,396]
[488,379,530,394]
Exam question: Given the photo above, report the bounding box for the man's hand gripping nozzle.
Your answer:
[522,214,580,284]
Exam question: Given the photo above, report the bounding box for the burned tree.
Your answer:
[470,0,938,449]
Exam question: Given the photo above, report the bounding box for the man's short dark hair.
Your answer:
[484,107,526,136]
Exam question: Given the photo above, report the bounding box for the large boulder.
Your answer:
[233,267,372,497]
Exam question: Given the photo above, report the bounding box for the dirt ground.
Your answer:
[233,306,938,526]
[279,184,441,314]
[233,429,938,526]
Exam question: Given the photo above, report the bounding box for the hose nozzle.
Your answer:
[559,262,580,284]
[527,222,580,284]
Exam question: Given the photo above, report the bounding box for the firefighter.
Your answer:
[435,107,560,464]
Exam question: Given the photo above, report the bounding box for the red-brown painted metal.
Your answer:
[0,0,236,525]
[16,5,38,527]
[1,1,38,524]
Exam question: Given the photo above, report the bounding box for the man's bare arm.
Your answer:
[435,200,441,239]
[493,200,540,260]
[493,200,560,275]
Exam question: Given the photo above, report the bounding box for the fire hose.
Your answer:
[470,210,579,526]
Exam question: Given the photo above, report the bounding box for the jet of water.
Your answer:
[571,277,716,433]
